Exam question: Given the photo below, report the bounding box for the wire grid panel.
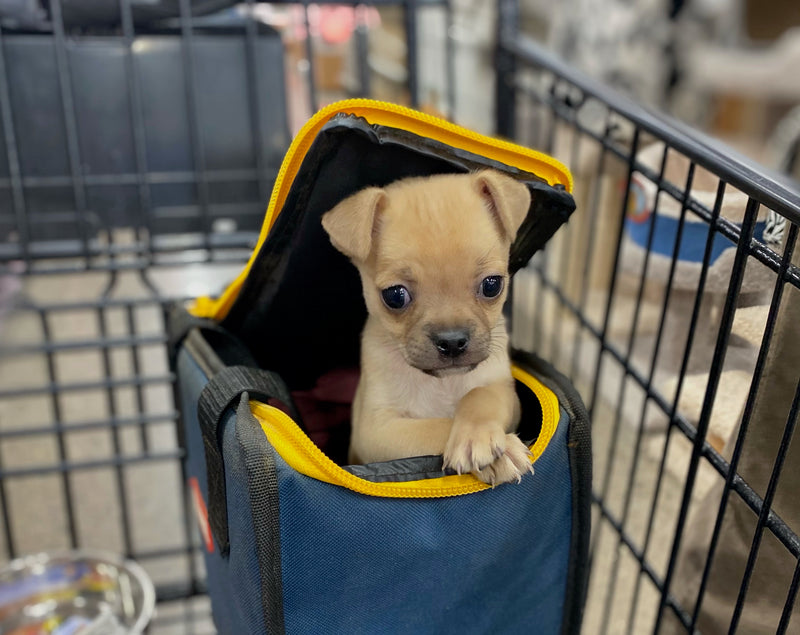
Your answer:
[0,1,455,633]
[502,31,800,635]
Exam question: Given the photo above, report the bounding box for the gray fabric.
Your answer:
[196,363,298,555]
[344,456,446,482]
[235,393,286,635]
[666,240,800,633]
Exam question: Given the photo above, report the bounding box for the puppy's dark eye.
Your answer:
[381,285,412,310]
[479,276,504,299]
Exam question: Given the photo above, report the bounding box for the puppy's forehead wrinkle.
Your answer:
[375,263,417,286]
[385,179,495,229]
[476,251,507,274]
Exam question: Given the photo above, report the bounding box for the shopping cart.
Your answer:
[497,1,800,632]
[0,0,798,633]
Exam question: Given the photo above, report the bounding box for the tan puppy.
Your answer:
[322,170,534,485]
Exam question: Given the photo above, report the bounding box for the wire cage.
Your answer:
[0,0,799,633]
[0,1,457,632]
[497,1,800,633]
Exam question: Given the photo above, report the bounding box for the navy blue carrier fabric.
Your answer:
[176,334,588,634]
[275,408,573,634]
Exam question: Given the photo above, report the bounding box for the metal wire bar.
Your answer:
[0,374,175,400]
[568,112,614,381]
[728,376,800,632]
[586,127,641,417]
[0,168,264,188]
[515,78,800,291]
[301,1,319,113]
[518,80,800,293]
[0,450,183,480]
[0,412,178,440]
[506,35,800,225]
[625,178,728,631]
[443,0,456,117]
[690,222,798,629]
[96,305,135,556]
[154,582,208,604]
[38,308,79,549]
[354,5,372,97]
[530,262,800,560]
[125,304,152,454]
[596,145,671,634]
[654,197,761,630]
[242,0,272,207]
[15,296,171,313]
[7,250,251,275]
[778,556,800,634]
[0,28,30,265]
[119,0,155,261]
[0,436,14,558]
[541,81,557,156]
[49,0,92,265]
[404,0,420,108]
[0,334,167,357]
[177,0,213,251]
[129,544,202,562]
[495,0,519,138]
[549,104,583,371]
[592,492,692,629]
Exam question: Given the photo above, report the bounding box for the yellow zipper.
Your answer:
[191,99,573,321]
[249,363,560,499]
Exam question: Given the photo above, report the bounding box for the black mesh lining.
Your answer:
[235,393,286,635]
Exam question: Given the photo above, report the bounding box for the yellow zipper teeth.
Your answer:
[249,363,559,499]
[251,403,488,498]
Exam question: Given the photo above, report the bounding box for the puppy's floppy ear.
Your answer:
[321,187,387,262]
[474,169,531,241]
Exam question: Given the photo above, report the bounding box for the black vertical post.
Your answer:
[354,7,372,98]
[404,0,420,108]
[495,0,519,138]
[444,0,456,118]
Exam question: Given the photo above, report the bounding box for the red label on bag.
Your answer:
[189,476,214,553]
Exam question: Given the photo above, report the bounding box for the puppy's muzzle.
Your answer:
[430,329,470,359]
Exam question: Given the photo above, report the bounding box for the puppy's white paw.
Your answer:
[443,424,508,476]
[474,434,534,487]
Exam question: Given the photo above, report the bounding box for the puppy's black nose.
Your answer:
[431,329,470,358]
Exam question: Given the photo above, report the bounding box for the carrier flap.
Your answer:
[192,100,574,324]
[190,100,575,390]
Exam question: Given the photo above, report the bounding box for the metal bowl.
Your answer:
[0,550,155,634]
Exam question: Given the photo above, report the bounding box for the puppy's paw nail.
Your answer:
[464,440,474,466]
[492,444,504,460]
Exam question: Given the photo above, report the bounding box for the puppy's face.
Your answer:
[322,170,531,377]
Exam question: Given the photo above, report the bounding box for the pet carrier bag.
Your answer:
[169,100,591,635]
